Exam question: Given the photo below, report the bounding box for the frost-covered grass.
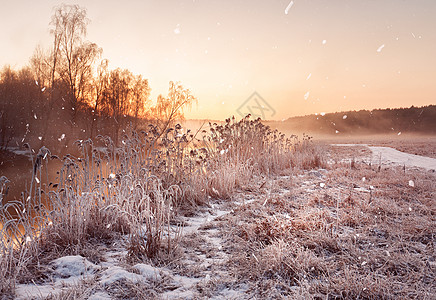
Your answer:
[1,116,320,298]
[2,131,434,298]
[223,147,435,299]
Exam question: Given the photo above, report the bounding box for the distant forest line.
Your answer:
[0,4,195,153]
[268,105,436,136]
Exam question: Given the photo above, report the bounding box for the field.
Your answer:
[1,119,435,299]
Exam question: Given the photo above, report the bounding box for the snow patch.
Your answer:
[51,255,99,278]
[88,292,112,300]
[133,263,162,279]
[100,266,142,286]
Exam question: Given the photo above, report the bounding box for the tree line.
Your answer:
[0,4,195,152]
[271,105,436,135]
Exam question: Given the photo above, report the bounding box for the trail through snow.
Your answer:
[368,146,436,171]
[331,144,436,171]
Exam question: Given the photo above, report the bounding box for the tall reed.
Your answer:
[0,115,322,296]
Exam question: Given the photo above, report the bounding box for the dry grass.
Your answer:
[223,148,435,299]
[4,116,430,299]
[1,115,317,296]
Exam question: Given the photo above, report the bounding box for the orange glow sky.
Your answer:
[1,0,435,120]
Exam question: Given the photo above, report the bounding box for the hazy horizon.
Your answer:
[1,0,435,120]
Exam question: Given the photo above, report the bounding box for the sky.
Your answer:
[1,0,435,120]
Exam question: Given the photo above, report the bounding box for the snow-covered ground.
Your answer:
[368,146,436,171]
[15,199,252,299]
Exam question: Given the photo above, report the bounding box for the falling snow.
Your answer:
[377,44,385,52]
[322,40,327,45]
[285,1,294,14]
[343,115,347,119]
[304,91,310,100]
[174,24,180,34]
[306,73,312,80]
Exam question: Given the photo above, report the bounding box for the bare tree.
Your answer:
[89,59,109,138]
[100,68,133,144]
[30,46,55,147]
[72,41,102,108]
[152,81,197,134]
[51,4,101,122]
[131,75,151,129]
[0,66,42,149]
